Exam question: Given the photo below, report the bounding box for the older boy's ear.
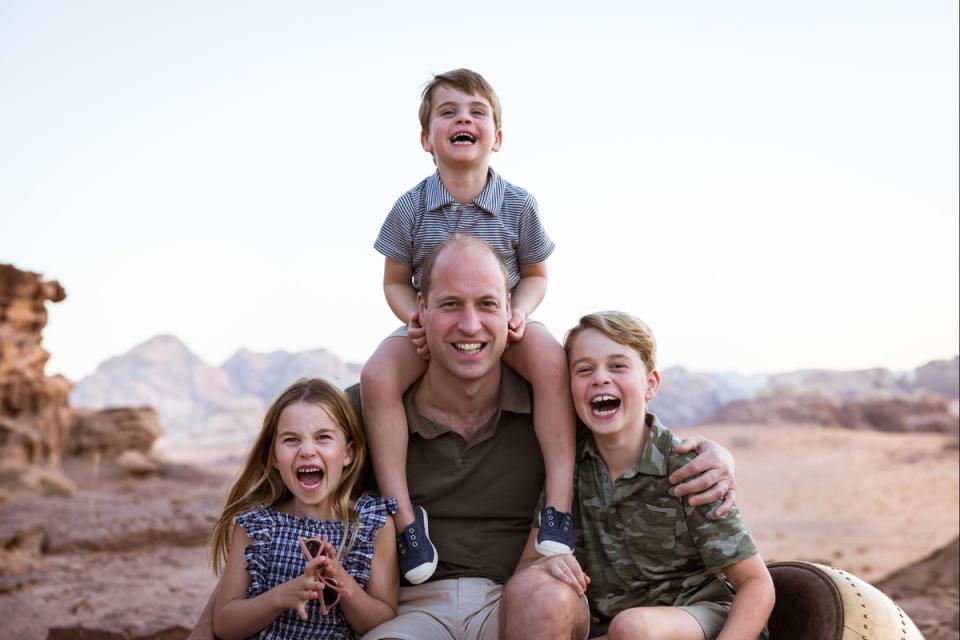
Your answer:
[645,369,662,401]
[492,128,502,153]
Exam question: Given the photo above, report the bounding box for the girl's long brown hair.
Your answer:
[210,378,366,575]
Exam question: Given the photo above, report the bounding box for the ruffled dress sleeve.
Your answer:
[341,494,397,588]
[235,509,276,598]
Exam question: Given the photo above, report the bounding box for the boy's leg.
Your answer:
[502,323,576,555]
[360,334,434,582]
[605,607,706,640]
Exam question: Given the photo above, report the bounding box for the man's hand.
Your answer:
[670,435,736,518]
[408,312,430,360]
[531,554,590,596]
[507,309,527,343]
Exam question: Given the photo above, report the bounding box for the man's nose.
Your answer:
[458,305,481,333]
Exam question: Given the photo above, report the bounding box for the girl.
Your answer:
[210,378,398,639]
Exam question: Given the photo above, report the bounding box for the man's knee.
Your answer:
[502,567,585,631]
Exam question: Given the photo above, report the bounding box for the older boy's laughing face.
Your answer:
[568,329,660,440]
[421,85,502,169]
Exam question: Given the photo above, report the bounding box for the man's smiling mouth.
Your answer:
[453,342,483,355]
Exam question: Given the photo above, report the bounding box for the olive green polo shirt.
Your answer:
[573,412,758,622]
[350,365,545,585]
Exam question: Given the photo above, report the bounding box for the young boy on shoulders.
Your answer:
[360,68,576,584]
[539,311,774,640]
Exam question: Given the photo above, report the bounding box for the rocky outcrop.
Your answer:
[915,356,960,400]
[650,366,767,426]
[711,388,959,434]
[0,264,71,470]
[877,537,960,640]
[68,407,162,456]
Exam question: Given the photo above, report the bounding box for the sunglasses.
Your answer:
[298,535,347,615]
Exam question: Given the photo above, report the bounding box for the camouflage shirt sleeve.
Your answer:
[672,448,759,573]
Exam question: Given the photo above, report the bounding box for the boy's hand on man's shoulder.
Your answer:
[507,309,527,343]
[408,312,431,360]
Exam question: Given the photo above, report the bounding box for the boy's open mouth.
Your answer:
[453,342,483,355]
[296,466,324,488]
[451,132,476,145]
[590,395,621,417]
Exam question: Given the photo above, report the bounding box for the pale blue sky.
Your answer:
[2,1,958,380]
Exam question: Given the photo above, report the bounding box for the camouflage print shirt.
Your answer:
[573,412,758,623]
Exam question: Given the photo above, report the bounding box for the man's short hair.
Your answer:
[418,234,509,302]
[564,311,658,373]
[419,68,502,132]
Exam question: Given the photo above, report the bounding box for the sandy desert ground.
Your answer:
[0,422,957,639]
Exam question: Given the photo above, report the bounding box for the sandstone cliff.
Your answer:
[0,264,71,470]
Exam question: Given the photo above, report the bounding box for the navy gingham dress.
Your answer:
[236,494,397,639]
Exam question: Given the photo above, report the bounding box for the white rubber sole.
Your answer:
[402,507,439,585]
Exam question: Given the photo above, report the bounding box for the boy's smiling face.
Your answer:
[421,84,502,169]
[568,328,661,439]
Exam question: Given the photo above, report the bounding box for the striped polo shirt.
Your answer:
[374,168,555,292]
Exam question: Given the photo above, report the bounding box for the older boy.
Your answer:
[504,312,774,640]
[360,69,576,584]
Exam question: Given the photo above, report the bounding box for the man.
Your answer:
[189,234,735,639]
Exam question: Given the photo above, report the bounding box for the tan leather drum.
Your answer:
[766,561,924,640]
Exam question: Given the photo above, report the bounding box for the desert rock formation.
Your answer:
[0,264,71,470]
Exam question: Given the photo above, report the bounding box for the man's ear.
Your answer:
[417,291,427,318]
[645,369,662,401]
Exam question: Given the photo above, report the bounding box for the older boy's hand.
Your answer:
[670,435,736,518]
[408,312,430,360]
[507,309,527,343]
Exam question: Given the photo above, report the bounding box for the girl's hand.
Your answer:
[275,556,325,621]
[407,312,430,360]
[507,309,527,343]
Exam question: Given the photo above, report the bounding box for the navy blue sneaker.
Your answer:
[536,506,574,556]
[397,506,438,584]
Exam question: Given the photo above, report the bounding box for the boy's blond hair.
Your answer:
[564,311,658,373]
[419,68,502,132]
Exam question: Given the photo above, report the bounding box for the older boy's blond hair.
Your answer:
[564,311,658,373]
[419,68,502,132]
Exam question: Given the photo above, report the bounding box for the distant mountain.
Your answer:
[223,347,362,406]
[650,367,768,426]
[71,335,959,457]
[71,336,361,459]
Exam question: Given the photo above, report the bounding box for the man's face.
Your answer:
[418,243,510,383]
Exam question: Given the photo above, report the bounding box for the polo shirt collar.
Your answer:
[579,412,671,478]
[404,364,531,440]
[425,168,505,215]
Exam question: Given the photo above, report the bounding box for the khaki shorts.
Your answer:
[361,578,502,640]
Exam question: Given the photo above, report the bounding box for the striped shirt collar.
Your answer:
[579,412,671,478]
[425,168,505,215]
